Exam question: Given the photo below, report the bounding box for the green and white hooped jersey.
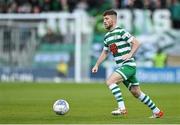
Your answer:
[103,27,136,67]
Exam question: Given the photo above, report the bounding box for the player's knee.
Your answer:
[106,79,112,86]
[130,89,141,98]
[106,78,116,86]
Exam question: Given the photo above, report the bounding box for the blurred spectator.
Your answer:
[169,0,180,29]
[29,0,39,7]
[32,5,41,13]
[87,0,112,16]
[19,26,32,51]
[67,0,77,12]
[153,49,167,68]
[17,1,32,13]
[29,0,41,13]
[0,0,7,13]
[144,0,156,11]
[116,0,142,9]
[76,0,88,11]
[56,60,69,77]
[41,28,63,44]
[0,0,178,17]
[59,0,69,11]
[130,0,143,9]
[40,0,51,12]
[51,0,63,11]
[115,0,169,10]
[7,1,18,13]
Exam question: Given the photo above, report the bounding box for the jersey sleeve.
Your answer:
[121,30,134,43]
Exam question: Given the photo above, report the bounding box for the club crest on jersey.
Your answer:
[109,43,118,55]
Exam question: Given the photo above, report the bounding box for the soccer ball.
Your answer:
[53,99,69,115]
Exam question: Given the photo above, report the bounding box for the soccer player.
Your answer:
[92,9,164,118]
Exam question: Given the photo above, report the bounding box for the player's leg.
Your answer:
[107,65,135,115]
[130,85,163,118]
[126,76,164,118]
[106,72,127,115]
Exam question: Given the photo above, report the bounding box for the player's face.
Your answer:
[103,15,114,30]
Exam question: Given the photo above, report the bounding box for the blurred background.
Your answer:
[0,0,180,83]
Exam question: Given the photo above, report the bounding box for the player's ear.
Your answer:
[111,15,117,21]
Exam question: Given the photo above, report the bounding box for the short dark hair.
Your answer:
[103,9,117,17]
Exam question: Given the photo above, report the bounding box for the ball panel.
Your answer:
[53,99,69,115]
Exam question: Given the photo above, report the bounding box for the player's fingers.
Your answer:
[121,57,126,60]
[122,56,128,60]
[92,68,95,73]
[123,58,128,60]
[92,68,97,73]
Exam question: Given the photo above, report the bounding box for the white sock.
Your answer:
[109,83,126,110]
[138,92,160,114]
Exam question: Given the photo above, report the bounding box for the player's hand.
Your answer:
[121,53,132,60]
[92,65,98,73]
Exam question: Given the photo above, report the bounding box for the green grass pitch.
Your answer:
[0,82,180,124]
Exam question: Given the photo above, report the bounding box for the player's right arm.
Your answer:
[92,50,108,73]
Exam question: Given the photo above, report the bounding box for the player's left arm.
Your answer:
[122,37,140,60]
